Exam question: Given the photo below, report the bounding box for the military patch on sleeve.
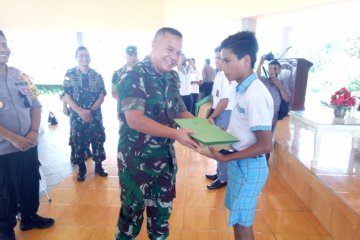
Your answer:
[19,71,40,99]
[30,86,40,99]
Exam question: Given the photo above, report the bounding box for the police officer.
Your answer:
[0,30,54,240]
[111,45,138,99]
[116,27,199,239]
[63,46,107,182]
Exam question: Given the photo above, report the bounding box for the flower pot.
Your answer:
[334,108,346,119]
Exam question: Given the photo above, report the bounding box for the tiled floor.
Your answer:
[14,94,335,239]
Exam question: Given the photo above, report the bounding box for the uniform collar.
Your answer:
[0,65,7,76]
[236,73,257,93]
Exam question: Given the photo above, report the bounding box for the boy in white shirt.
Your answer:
[203,31,274,240]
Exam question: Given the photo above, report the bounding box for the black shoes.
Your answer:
[77,163,107,181]
[207,179,227,190]
[20,214,55,231]
[206,173,227,190]
[77,170,86,182]
[0,228,15,240]
[95,164,108,177]
[77,163,87,182]
[205,173,218,180]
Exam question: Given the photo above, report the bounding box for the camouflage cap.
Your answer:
[126,46,137,56]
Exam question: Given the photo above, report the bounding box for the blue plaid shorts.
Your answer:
[225,156,268,227]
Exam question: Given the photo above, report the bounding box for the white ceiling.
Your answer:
[0,0,346,31]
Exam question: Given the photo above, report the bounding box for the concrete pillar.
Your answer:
[76,32,83,46]
[281,26,292,57]
[241,18,257,32]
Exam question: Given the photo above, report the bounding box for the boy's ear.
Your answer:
[243,55,252,67]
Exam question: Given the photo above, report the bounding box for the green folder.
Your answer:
[174,118,238,146]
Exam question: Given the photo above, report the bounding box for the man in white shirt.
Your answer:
[177,54,192,112]
[188,58,202,115]
[205,47,236,190]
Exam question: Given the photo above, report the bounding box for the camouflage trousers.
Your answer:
[115,154,177,240]
[70,119,106,164]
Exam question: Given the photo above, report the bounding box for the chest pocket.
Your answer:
[18,90,32,108]
[71,78,81,88]
[89,75,99,92]
[89,86,99,92]
[145,82,166,121]
[146,92,165,118]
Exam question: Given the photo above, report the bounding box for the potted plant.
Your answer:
[330,87,356,118]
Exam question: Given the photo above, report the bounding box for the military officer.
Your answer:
[61,92,92,163]
[111,45,138,99]
[63,46,107,182]
[115,27,199,239]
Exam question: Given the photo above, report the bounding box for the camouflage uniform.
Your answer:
[63,67,106,165]
[112,64,132,86]
[115,58,186,240]
[112,64,132,116]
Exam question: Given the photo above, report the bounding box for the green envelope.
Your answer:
[174,118,238,146]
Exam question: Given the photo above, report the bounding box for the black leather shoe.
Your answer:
[205,173,218,180]
[207,179,227,190]
[95,164,108,177]
[0,228,15,240]
[20,214,55,231]
[77,170,86,182]
[77,163,87,182]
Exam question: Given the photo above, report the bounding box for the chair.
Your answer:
[39,162,52,202]
[194,95,212,117]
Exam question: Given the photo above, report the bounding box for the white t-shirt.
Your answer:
[228,73,274,152]
[177,66,191,96]
[211,71,232,110]
[189,68,201,94]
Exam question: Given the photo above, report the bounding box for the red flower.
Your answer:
[329,87,356,111]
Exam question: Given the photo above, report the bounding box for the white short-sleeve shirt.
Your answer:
[189,68,201,94]
[211,71,233,110]
[227,73,274,152]
[177,66,191,96]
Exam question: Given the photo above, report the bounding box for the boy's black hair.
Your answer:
[220,31,258,68]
